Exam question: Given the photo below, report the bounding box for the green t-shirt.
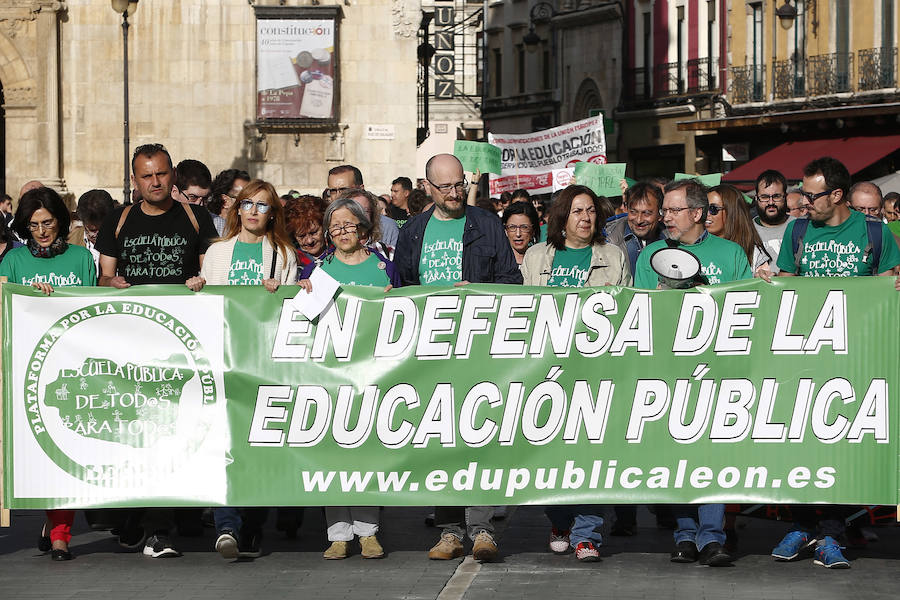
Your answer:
[228,240,264,285]
[888,220,900,239]
[0,244,96,287]
[320,253,390,287]
[775,211,900,276]
[419,215,465,285]
[634,233,753,289]
[547,246,592,287]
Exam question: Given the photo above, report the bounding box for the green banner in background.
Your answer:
[453,140,502,175]
[574,162,627,197]
[3,279,899,509]
[675,172,723,187]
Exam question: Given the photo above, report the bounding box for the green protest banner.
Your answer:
[3,279,899,509]
[573,162,627,197]
[453,141,502,175]
[675,172,723,187]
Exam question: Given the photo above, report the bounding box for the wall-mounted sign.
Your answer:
[433,6,455,99]
[255,7,342,127]
[366,124,396,140]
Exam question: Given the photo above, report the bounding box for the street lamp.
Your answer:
[111,0,139,205]
[776,0,798,30]
[523,2,555,53]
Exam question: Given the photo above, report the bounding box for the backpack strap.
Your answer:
[181,201,200,234]
[114,205,133,240]
[791,218,810,273]
[864,218,883,274]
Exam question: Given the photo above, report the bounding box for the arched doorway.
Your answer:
[572,78,603,121]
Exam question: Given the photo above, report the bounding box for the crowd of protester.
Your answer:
[3,143,899,569]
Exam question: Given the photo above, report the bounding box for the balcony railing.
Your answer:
[772,58,805,99]
[623,58,720,104]
[859,47,898,90]
[686,57,719,93]
[730,64,766,103]
[806,52,854,96]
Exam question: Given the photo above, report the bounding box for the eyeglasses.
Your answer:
[28,217,58,232]
[329,223,360,235]
[799,189,834,203]
[659,206,695,217]
[428,178,468,195]
[325,186,355,197]
[758,193,785,203]
[707,204,725,216]
[853,206,881,216]
[180,189,212,205]
[505,224,533,233]
[239,200,271,214]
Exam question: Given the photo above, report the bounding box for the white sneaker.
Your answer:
[549,528,570,554]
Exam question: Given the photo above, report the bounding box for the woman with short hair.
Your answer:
[502,201,541,266]
[0,186,96,561]
[521,185,631,288]
[298,196,400,560]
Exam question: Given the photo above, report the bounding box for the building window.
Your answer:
[883,0,894,48]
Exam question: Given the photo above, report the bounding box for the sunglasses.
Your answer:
[707,205,725,216]
[239,200,271,214]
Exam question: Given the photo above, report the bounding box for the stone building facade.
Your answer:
[0,0,419,201]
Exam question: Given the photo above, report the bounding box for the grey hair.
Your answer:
[323,197,373,240]
[664,178,709,220]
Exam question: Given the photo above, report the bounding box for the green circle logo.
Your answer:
[24,300,219,486]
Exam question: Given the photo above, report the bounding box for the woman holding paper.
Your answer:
[184,179,294,560]
[0,186,96,561]
[521,185,631,288]
[298,196,399,560]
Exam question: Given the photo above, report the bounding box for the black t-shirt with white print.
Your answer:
[95,201,217,285]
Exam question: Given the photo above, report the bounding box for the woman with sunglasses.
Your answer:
[706,184,771,276]
[185,180,295,559]
[298,196,400,560]
[187,179,296,293]
[0,186,96,562]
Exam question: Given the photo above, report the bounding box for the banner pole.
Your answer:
[0,278,8,527]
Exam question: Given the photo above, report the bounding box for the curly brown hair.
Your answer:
[284,195,326,236]
[546,185,610,250]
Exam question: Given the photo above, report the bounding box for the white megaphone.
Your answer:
[649,245,706,289]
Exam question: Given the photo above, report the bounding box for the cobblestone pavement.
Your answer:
[1,506,897,600]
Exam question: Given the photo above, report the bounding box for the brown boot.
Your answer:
[428,533,463,560]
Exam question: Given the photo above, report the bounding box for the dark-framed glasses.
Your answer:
[428,178,468,195]
[707,205,725,216]
[329,223,360,235]
[180,189,212,205]
[505,224,534,233]
[799,189,834,203]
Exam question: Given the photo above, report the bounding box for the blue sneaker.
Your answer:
[813,536,850,569]
[771,530,816,560]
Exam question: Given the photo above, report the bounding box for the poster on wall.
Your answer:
[255,9,341,124]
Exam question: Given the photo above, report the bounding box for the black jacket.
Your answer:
[394,205,523,286]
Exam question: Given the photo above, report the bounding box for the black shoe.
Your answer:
[670,541,698,563]
[238,531,262,559]
[50,548,74,561]
[698,542,733,566]
[143,533,180,558]
[39,523,51,552]
[611,523,637,536]
[117,524,146,550]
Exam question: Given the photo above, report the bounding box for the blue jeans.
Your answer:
[545,505,604,548]
[214,507,268,540]
[673,503,725,551]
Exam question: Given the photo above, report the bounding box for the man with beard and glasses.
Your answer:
[752,169,793,263]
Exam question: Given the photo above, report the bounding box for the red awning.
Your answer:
[722,135,900,189]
